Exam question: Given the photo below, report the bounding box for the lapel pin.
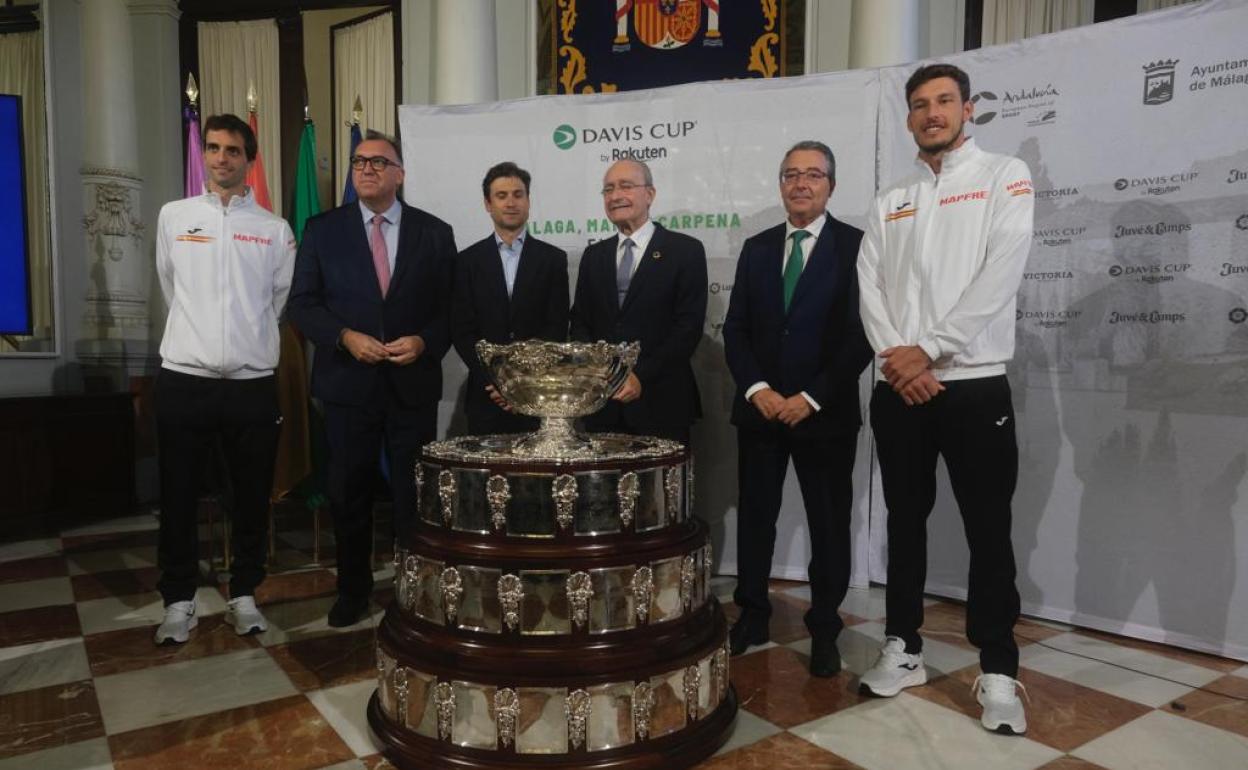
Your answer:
[652,251,662,260]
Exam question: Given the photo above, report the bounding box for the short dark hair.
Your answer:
[203,113,257,161]
[482,162,532,199]
[363,129,403,164]
[904,63,971,104]
[781,140,836,183]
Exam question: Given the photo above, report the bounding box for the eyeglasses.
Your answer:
[601,181,649,196]
[780,169,829,185]
[351,155,402,172]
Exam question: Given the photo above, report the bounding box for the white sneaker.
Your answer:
[974,673,1028,735]
[227,595,268,636]
[154,600,197,645]
[859,636,927,696]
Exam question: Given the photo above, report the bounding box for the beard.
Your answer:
[916,121,965,155]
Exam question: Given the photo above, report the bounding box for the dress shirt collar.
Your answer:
[785,211,828,242]
[359,198,402,227]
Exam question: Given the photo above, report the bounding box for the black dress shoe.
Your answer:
[728,617,769,656]
[328,595,370,628]
[809,635,842,678]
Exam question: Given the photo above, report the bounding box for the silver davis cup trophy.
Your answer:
[477,339,640,458]
[368,341,737,770]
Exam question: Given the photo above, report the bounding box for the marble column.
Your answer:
[431,0,498,104]
[849,0,921,69]
[78,0,152,377]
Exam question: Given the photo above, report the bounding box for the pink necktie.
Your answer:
[370,214,391,297]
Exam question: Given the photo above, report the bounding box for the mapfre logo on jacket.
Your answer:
[233,233,274,246]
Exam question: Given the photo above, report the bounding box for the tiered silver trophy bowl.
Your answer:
[476,339,640,458]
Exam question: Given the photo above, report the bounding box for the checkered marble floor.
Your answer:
[2,512,1246,769]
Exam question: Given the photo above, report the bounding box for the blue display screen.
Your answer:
[0,94,32,335]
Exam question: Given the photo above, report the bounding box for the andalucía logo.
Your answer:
[1143,59,1179,105]
[553,124,577,150]
[970,91,998,124]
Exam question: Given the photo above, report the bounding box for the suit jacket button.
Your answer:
[509,332,515,340]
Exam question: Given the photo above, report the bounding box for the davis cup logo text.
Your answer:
[551,121,699,162]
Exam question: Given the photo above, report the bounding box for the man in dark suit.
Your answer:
[569,159,707,444]
[288,130,456,627]
[722,141,872,676]
[452,162,569,435]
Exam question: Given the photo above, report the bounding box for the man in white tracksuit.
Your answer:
[856,64,1035,734]
[153,113,296,645]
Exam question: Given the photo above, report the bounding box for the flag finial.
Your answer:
[351,96,363,126]
[247,79,258,113]
[185,73,199,107]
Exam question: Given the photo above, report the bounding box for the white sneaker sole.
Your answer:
[154,614,198,645]
[980,707,1027,735]
[859,666,928,697]
[230,614,268,636]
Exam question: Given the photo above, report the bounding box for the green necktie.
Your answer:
[783,230,810,312]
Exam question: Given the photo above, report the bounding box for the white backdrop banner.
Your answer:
[397,0,1248,660]
[876,0,1248,659]
[400,69,881,588]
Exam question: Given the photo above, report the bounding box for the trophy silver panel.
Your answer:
[633,468,665,531]
[413,557,444,622]
[648,669,688,738]
[697,655,714,716]
[694,545,709,608]
[506,473,557,538]
[455,565,502,633]
[516,686,569,754]
[452,680,497,749]
[520,570,571,635]
[651,556,684,623]
[419,463,442,524]
[407,669,439,738]
[574,471,621,535]
[451,469,491,534]
[586,682,634,752]
[588,566,636,634]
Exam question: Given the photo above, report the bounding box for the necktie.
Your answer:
[616,237,635,308]
[783,230,809,312]
[370,214,391,298]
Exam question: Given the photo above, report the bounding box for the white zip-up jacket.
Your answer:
[156,189,296,379]
[857,138,1034,381]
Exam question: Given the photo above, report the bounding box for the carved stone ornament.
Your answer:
[684,665,702,721]
[414,463,424,510]
[680,554,697,610]
[402,555,419,611]
[631,566,653,624]
[434,681,455,740]
[632,681,654,740]
[82,181,144,244]
[553,474,577,531]
[494,688,519,748]
[438,470,457,525]
[712,647,729,703]
[567,571,593,629]
[440,567,464,624]
[664,466,682,523]
[392,665,410,724]
[486,474,511,531]
[498,573,523,631]
[617,471,640,529]
[564,688,592,750]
